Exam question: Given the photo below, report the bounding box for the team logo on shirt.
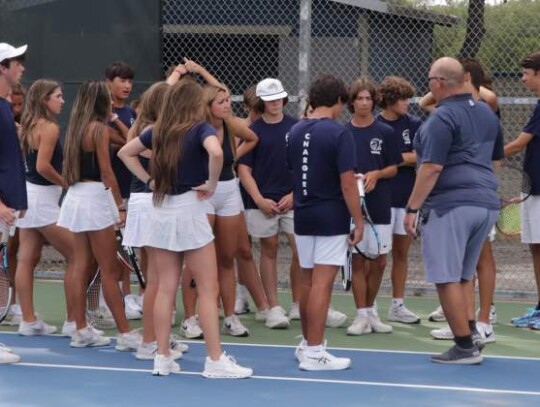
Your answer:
[301,133,311,196]
[402,129,411,145]
[370,138,383,155]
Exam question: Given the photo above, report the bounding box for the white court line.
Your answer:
[15,362,540,397]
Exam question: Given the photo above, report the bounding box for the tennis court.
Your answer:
[1,281,540,406]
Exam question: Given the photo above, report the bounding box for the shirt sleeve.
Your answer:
[409,115,423,146]
[139,128,153,149]
[492,124,505,161]
[383,126,403,167]
[198,122,218,143]
[523,103,540,138]
[417,112,454,166]
[336,129,357,174]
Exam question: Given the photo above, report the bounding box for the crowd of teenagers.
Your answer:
[2,40,540,373]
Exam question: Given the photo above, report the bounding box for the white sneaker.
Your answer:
[18,319,57,336]
[234,297,250,315]
[288,303,300,320]
[169,334,189,353]
[387,304,420,324]
[347,316,372,336]
[70,326,111,348]
[476,321,496,344]
[61,320,76,337]
[255,308,269,322]
[0,348,20,364]
[430,324,454,340]
[180,315,204,339]
[136,342,183,361]
[368,308,392,333]
[294,337,307,363]
[202,352,253,379]
[116,330,142,351]
[222,315,249,337]
[326,307,348,328]
[153,354,181,376]
[428,305,446,322]
[2,304,22,326]
[124,294,143,320]
[265,306,290,329]
[0,343,13,353]
[299,349,351,371]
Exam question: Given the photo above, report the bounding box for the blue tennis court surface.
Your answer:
[1,332,539,406]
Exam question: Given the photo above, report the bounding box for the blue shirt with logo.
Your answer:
[239,115,297,209]
[523,101,540,195]
[110,105,137,198]
[139,122,217,195]
[287,118,357,236]
[377,113,422,208]
[0,98,27,210]
[414,93,500,213]
[346,120,402,224]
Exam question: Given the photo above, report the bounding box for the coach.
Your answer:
[404,57,501,365]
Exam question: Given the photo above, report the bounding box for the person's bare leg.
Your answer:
[437,282,470,337]
[214,214,240,317]
[69,233,93,329]
[7,229,19,305]
[259,235,279,308]
[140,247,157,344]
[305,265,338,345]
[475,241,496,323]
[286,233,301,305]
[530,244,540,305]
[391,235,412,300]
[181,266,198,318]
[351,255,368,309]
[366,255,387,307]
[298,267,312,338]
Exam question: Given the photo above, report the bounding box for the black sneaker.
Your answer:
[431,344,483,365]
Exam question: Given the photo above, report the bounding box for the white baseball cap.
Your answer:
[0,43,27,64]
[256,78,288,101]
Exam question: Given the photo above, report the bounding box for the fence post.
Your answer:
[297,0,312,117]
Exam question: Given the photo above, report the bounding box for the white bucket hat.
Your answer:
[256,78,288,101]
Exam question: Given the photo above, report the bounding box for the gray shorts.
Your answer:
[421,206,498,284]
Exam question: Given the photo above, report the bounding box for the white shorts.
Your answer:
[141,191,214,252]
[522,195,540,243]
[17,182,62,229]
[57,182,117,232]
[390,207,407,236]
[295,234,348,269]
[355,223,392,257]
[245,209,294,238]
[123,192,153,247]
[206,178,244,217]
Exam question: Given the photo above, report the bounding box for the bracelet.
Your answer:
[405,206,419,214]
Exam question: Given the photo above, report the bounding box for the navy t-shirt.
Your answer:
[377,113,422,208]
[110,105,137,198]
[414,94,500,213]
[346,120,402,224]
[523,101,540,195]
[130,127,152,194]
[287,118,357,236]
[0,97,27,210]
[139,122,217,195]
[220,124,235,181]
[238,115,297,209]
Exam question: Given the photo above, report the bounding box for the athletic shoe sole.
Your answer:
[431,355,483,365]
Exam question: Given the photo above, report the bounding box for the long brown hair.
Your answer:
[152,80,204,205]
[203,85,236,157]
[63,81,111,185]
[129,81,170,141]
[19,79,61,153]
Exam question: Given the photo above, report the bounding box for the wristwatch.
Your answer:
[405,206,419,214]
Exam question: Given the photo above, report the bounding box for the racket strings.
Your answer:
[496,202,521,236]
[498,165,531,203]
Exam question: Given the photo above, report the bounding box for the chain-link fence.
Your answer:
[161,0,539,299]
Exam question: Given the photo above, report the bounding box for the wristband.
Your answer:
[405,206,419,214]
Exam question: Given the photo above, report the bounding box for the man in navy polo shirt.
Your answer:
[504,50,540,329]
[404,57,501,365]
[0,41,28,365]
[287,74,362,370]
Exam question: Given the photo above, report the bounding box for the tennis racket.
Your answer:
[341,237,353,291]
[496,163,532,236]
[0,225,13,323]
[115,229,146,290]
[356,176,381,260]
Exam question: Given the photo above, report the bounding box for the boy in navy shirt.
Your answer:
[0,41,28,365]
[504,51,540,328]
[345,77,402,336]
[288,74,362,370]
[377,76,422,325]
[238,78,299,329]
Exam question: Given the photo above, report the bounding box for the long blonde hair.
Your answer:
[203,85,237,157]
[152,80,204,205]
[63,81,111,185]
[129,81,170,141]
[19,79,61,153]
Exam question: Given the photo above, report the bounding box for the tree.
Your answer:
[458,0,486,58]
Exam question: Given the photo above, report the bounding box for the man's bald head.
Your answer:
[430,57,465,88]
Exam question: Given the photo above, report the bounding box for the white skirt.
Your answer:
[57,182,117,232]
[17,182,62,229]
[141,191,214,252]
[123,192,153,247]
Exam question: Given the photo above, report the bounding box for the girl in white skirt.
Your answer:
[58,81,139,349]
[119,80,252,378]
[15,79,76,337]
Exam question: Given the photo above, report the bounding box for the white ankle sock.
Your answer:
[392,298,404,308]
[356,308,369,318]
[305,344,323,356]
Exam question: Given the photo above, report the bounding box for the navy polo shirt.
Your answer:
[523,101,540,195]
[414,93,500,213]
[377,113,422,208]
[346,120,402,224]
[139,122,217,195]
[0,97,27,210]
[239,115,297,209]
[287,118,357,236]
[110,105,137,198]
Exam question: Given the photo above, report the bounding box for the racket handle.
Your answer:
[356,174,365,198]
[0,210,19,242]
[105,187,121,223]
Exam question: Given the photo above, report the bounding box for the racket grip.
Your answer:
[356,174,365,198]
[105,187,121,223]
[0,210,19,242]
